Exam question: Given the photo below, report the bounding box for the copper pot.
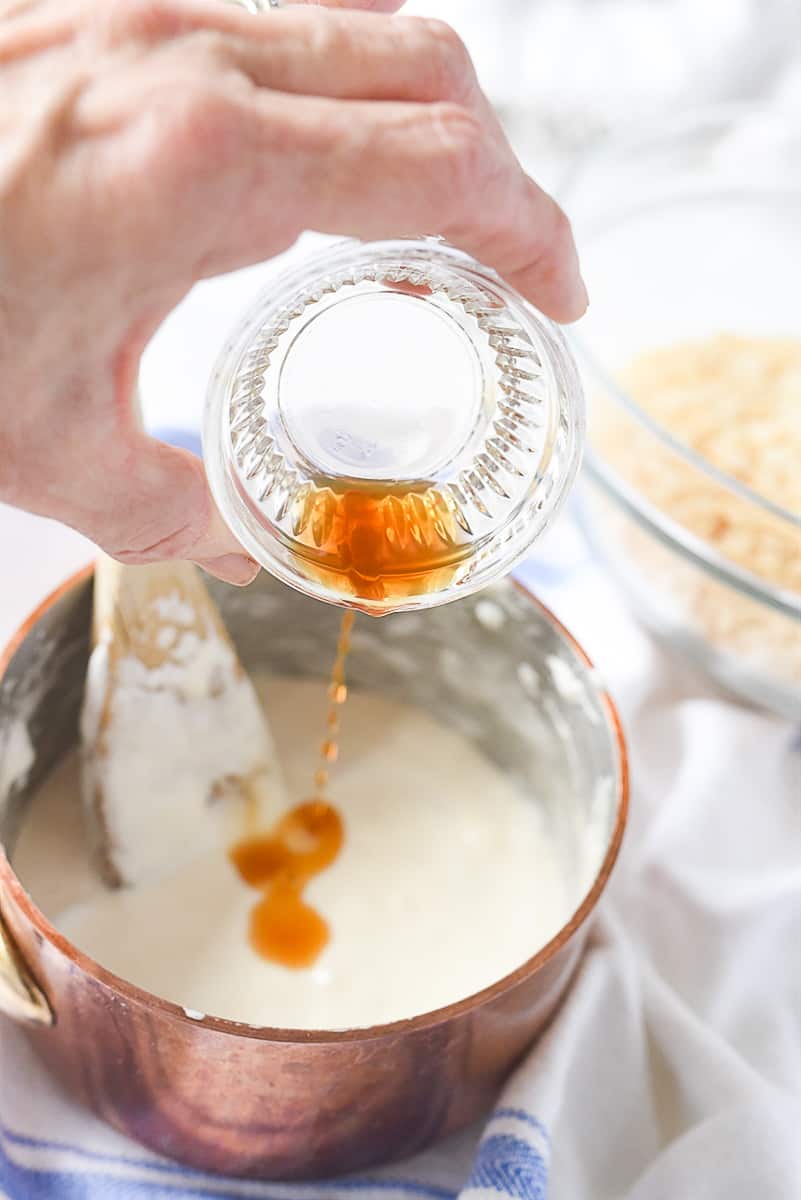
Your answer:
[0,568,627,1179]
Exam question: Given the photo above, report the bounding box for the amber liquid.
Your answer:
[229,612,354,969]
[229,480,471,967]
[288,482,472,608]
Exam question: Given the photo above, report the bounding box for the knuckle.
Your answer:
[96,0,180,45]
[105,455,208,562]
[429,101,488,191]
[422,17,468,60]
[308,10,349,58]
[157,86,243,171]
[288,9,352,73]
[418,18,475,99]
[185,27,235,67]
[112,529,193,563]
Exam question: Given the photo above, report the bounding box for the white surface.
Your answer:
[403,0,801,175]
[15,677,579,1030]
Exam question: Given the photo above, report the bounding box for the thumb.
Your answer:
[99,434,259,586]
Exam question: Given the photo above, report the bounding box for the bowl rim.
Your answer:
[559,101,801,606]
[576,336,800,535]
[582,449,801,622]
[575,332,800,537]
[0,565,628,1045]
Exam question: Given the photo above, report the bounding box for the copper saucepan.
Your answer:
[0,567,627,1179]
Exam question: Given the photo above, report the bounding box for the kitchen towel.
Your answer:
[1,510,800,1200]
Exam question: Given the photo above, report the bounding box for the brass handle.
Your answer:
[0,904,53,1026]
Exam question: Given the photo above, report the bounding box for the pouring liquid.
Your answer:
[229,612,353,968]
[229,477,476,968]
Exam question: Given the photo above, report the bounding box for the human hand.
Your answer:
[0,0,587,584]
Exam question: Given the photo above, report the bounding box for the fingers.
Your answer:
[293,95,587,320]
[90,1,586,320]
[203,8,478,104]
[98,437,259,585]
[178,9,583,318]
[164,88,586,321]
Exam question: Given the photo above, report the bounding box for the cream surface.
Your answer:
[14,678,578,1030]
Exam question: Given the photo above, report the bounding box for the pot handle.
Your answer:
[0,904,53,1026]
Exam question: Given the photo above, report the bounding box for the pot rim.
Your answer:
[0,564,628,1044]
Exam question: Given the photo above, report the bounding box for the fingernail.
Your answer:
[195,554,261,587]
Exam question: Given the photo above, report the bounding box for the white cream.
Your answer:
[15,678,584,1031]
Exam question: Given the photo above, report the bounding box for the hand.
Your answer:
[0,0,587,584]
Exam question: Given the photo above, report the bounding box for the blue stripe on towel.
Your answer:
[465,1134,547,1200]
[2,1128,208,1182]
[0,1124,455,1200]
[463,1110,549,1200]
[490,1112,549,1145]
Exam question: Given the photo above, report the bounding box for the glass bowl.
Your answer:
[562,105,801,718]
[204,238,584,616]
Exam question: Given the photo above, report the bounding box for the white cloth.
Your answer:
[1,503,799,1199]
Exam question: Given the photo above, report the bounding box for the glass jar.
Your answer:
[204,238,584,614]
